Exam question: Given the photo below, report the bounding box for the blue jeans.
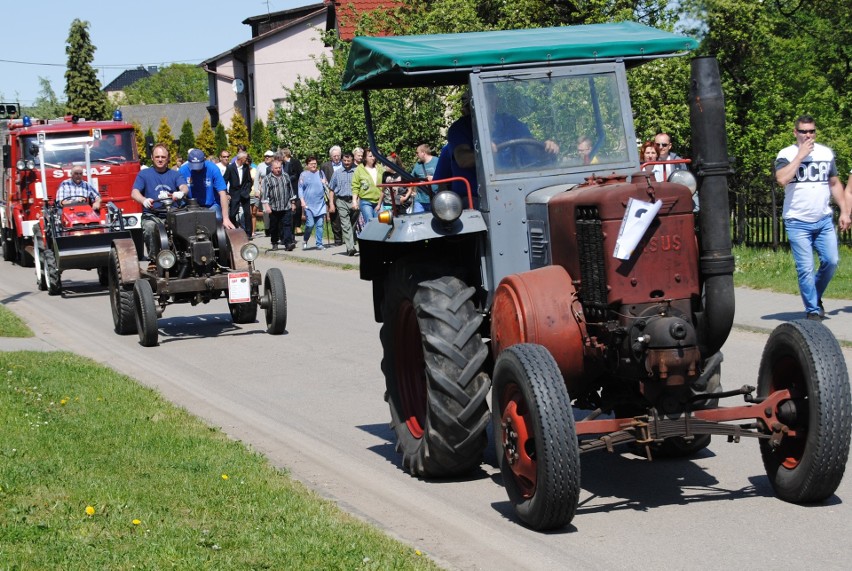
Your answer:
[209,203,222,221]
[359,200,378,223]
[785,216,839,315]
[303,210,325,247]
[412,201,429,214]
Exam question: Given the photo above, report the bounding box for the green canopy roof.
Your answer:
[342,22,698,91]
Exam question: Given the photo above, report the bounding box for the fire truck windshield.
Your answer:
[22,129,137,168]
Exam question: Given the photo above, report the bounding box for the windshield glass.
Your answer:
[22,128,137,168]
[481,72,631,174]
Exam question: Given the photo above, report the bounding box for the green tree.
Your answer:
[196,118,217,158]
[227,109,250,156]
[64,18,109,120]
[23,77,65,119]
[214,122,228,155]
[178,119,196,157]
[156,117,179,167]
[143,126,155,163]
[132,121,147,165]
[249,118,270,159]
[122,64,207,104]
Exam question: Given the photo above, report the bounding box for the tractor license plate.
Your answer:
[228,272,251,303]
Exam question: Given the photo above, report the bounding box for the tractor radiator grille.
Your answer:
[576,206,608,321]
[528,219,549,269]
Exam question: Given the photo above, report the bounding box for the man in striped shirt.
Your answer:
[55,167,101,210]
[261,159,296,251]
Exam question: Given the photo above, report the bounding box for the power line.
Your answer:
[0,57,208,69]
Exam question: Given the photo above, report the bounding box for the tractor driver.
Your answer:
[131,143,188,259]
[484,84,559,169]
[55,166,101,211]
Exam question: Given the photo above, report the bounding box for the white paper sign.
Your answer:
[228,272,251,303]
[613,197,663,260]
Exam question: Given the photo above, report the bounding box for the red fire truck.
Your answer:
[1,111,143,273]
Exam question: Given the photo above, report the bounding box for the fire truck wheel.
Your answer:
[758,320,851,503]
[44,248,62,296]
[229,301,258,324]
[15,235,33,268]
[380,263,490,477]
[492,343,580,530]
[2,228,15,262]
[97,266,109,286]
[264,268,287,334]
[109,248,137,335]
[133,280,159,347]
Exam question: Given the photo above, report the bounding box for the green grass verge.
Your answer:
[0,351,440,570]
[0,304,34,338]
[733,244,852,298]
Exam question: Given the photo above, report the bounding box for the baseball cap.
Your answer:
[188,148,205,171]
[264,150,274,157]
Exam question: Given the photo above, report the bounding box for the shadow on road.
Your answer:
[157,313,273,342]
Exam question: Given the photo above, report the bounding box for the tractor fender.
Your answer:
[491,265,587,391]
[358,210,487,244]
[113,238,141,285]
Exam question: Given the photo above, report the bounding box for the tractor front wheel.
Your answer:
[758,320,851,503]
[492,343,580,530]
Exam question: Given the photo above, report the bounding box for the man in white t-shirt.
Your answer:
[774,114,852,320]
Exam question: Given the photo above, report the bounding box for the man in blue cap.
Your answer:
[178,148,233,228]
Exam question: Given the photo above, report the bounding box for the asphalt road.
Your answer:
[1,258,850,570]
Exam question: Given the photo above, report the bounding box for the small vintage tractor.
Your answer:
[109,198,287,347]
[33,201,134,295]
[341,23,851,530]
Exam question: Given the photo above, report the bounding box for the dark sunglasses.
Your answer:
[655,142,671,148]
[796,129,816,135]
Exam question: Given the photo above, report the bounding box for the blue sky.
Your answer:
[0,0,307,105]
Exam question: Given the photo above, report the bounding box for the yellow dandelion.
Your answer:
[221,474,229,480]
[132,519,141,525]
[60,399,68,406]
[415,550,422,556]
[85,505,95,516]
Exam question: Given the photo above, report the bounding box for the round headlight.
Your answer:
[431,190,463,223]
[157,249,177,270]
[124,216,139,227]
[25,160,35,170]
[668,169,697,194]
[15,159,26,170]
[241,242,259,262]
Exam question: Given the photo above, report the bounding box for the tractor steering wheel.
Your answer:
[494,138,557,169]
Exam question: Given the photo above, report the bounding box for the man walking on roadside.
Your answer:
[774,114,852,320]
[262,159,296,251]
[328,152,359,256]
[321,145,345,246]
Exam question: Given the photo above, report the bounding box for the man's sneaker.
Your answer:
[303,242,308,251]
[317,244,325,251]
[270,244,279,251]
[818,300,826,318]
[806,312,824,321]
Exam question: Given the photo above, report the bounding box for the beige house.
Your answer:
[201,2,332,131]
[201,1,402,132]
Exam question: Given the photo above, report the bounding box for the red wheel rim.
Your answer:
[500,383,537,498]
[395,299,427,439]
[770,355,807,469]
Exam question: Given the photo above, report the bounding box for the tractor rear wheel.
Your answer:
[133,280,159,347]
[380,262,491,477]
[109,247,137,335]
[758,320,851,503]
[44,248,62,296]
[264,268,287,334]
[33,235,46,291]
[492,343,580,530]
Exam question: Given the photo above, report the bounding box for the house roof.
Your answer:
[201,6,328,66]
[241,3,325,37]
[326,0,404,41]
[103,67,156,92]
[118,102,209,137]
